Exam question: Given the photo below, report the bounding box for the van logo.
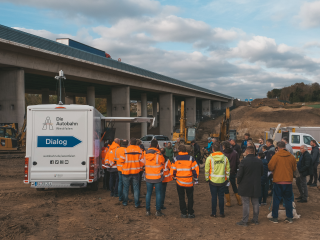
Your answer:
[42,116,54,130]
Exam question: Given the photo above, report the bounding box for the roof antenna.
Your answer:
[55,70,66,105]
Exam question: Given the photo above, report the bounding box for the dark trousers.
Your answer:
[272,183,293,219]
[161,182,167,208]
[210,184,225,215]
[308,162,319,184]
[224,174,238,194]
[103,169,110,190]
[176,184,194,215]
[109,171,119,194]
[259,181,269,204]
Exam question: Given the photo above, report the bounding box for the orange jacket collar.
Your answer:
[178,152,189,155]
[148,147,160,153]
[211,151,223,156]
[109,141,120,150]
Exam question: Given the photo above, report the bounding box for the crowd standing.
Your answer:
[101,132,319,224]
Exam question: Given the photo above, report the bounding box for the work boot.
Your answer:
[307,182,311,185]
[310,183,317,187]
[225,193,231,207]
[269,218,278,223]
[181,214,188,218]
[295,196,302,200]
[188,214,195,218]
[155,211,165,217]
[235,193,242,206]
[146,211,151,216]
[284,218,293,224]
[236,221,247,227]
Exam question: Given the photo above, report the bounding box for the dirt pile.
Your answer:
[197,105,320,142]
[250,98,287,108]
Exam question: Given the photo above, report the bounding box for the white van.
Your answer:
[24,105,103,190]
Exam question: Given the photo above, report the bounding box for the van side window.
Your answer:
[303,136,313,145]
[291,135,300,144]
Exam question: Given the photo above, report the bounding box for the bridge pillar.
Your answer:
[141,93,147,137]
[42,88,49,104]
[159,93,173,139]
[221,99,233,109]
[0,68,25,128]
[185,97,196,126]
[202,100,211,117]
[112,86,130,140]
[152,98,158,127]
[87,86,95,107]
[65,95,76,104]
[136,102,141,116]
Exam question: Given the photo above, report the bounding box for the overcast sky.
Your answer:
[1,0,320,100]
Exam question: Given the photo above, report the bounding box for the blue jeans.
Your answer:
[146,181,162,211]
[160,182,167,208]
[122,174,140,207]
[272,183,293,218]
[118,172,123,201]
[109,171,119,195]
[209,184,225,215]
[224,174,238,194]
[282,192,294,207]
[259,181,269,204]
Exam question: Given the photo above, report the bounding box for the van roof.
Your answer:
[27,104,94,110]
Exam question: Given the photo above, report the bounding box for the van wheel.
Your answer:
[36,188,45,191]
[89,181,99,191]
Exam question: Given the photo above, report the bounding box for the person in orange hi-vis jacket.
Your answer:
[171,144,199,218]
[144,139,165,217]
[122,138,145,208]
[115,139,128,202]
[104,138,120,197]
[161,147,173,211]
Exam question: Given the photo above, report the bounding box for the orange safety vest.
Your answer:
[163,160,173,183]
[171,152,199,187]
[115,146,127,172]
[122,145,144,175]
[145,148,165,181]
[104,142,120,170]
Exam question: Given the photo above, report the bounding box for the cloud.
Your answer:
[304,41,320,48]
[1,0,178,24]
[298,1,320,28]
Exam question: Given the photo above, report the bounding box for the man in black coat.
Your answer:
[296,145,312,202]
[236,146,264,226]
[230,139,242,158]
[307,140,319,187]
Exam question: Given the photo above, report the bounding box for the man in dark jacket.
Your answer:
[265,139,276,162]
[236,146,263,226]
[307,140,319,187]
[296,145,312,203]
[240,133,251,153]
[222,141,241,207]
[230,139,241,158]
[191,140,201,165]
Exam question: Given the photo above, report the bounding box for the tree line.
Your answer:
[267,82,320,103]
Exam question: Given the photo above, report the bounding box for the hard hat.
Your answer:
[207,137,212,140]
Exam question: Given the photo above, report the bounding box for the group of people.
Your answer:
[101,133,319,225]
[102,137,199,218]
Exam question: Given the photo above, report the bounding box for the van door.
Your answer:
[30,110,88,181]
[290,133,301,153]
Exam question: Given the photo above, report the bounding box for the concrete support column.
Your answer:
[65,95,76,104]
[221,99,234,109]
[106,95,112,117]
[0,68,25,128]
[159,93,173,139]
[87,86,95,107]
[172,97,176,127]
[141,93,147,137]
[202,100,211,117]
[42,88,49,104]
[185,97,196,126]
[136,102,141,116]
[112,86,130,140]
[213,101,221,110]
[152,98,158,127]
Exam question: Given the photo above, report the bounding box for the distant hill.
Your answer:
[267,82,320,103]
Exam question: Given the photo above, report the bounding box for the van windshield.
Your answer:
[303,136,316,146]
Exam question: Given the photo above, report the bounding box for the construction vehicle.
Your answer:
[210,107,237,141]
[0,118,26,153]
[172,101,196,144]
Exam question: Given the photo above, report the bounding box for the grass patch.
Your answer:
[307,105,320,108]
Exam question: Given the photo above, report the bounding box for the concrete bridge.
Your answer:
[0,25,232,139]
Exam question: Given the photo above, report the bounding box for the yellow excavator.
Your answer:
[0,118,26,152]
[172,101,196,144]
[210,107,237,141]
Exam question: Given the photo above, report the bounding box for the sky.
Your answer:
[1,0,320,100]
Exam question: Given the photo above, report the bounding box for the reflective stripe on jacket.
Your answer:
[171,152,199,187]
[163,160,173,183]
[104,142,120,170]
[122,145,144,175]
[145,148,165,182]
[205,152,230,184]
[115,147,127,172]
[101,147,108,169]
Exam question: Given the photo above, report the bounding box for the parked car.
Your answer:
[140,135,175,149]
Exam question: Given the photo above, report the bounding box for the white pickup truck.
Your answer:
[140,135,175,149]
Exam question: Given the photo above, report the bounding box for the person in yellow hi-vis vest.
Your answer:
[205,142,230,218]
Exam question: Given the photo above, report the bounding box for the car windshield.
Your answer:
[155,136,169,141]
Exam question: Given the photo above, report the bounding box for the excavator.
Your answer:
[0,117,26,153]
[210,107,237,141]
[172,101,196,144]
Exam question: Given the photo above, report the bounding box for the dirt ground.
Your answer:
[1,157,320,240]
